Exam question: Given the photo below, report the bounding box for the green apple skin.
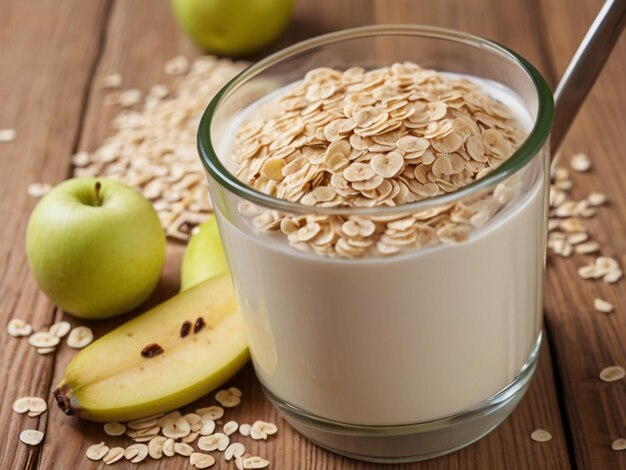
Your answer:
[171,0,295,56]
[26,178,166,319]
[180,216,229,292]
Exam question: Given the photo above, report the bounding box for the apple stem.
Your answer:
[94,181,102,206]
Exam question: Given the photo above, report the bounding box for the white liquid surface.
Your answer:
[213,73,548,425]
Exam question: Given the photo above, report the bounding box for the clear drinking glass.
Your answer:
[198,25,553,463]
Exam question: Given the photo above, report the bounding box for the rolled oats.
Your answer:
[230,64,528,258]
[243,456,271,469]
[593,298,614,313]
[530,429,552,443]
[103,447,124,464]
[103,422,126,436]
[570,153,591,172]
[87,442,110,461]
[215,388,241,408]
[48,321,71,338]
[72,57,246,241]
[190,452,216,469]
[7,319,32,337]
[124,443,149,463]
[599,366,625,382]
[19,429,44,445]
[0,128,17,142]
[67,326,93,349]
[225,442,246,461]
[612,438,626,451]
[13,396,47,415]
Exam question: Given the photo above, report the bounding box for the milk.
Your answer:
[212,74,547,425]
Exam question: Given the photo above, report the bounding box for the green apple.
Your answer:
[26,178,166,319]
[180,216,229,291]
[171,0,295,56]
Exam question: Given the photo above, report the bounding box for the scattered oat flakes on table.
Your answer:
[599,365,625,382]
[0,128,17,142]
[530,429,552,442]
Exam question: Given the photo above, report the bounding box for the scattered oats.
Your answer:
[0,128,17,142]
[215,388,242,408]
[570,153,591,172]
[603,269,623,284]
[530,429,552,442]
[99,73,122,89]
[594,298,614,313]
[199,417,216,436]
[126,425,160,440]
[182,432,200,443]
[119,88,142,107]
[198,432,229,452]
[567,232,588,245]
[599,366,625,382]
[612,438,626,451]
[162,416,191,439]
[36,347,56,355]
[223,420,239,436]
[72,57,244,241]
[7,318,32,337]
[87,442,109,461]
[156,411,182,427]
[103,447,124,465]
[243,456,271,469]
[162,437,175,457]
[174,441,194,456]
[48,321,71,338]
[104,422,126,436]
[67,326,93,348]
[575,241,600,254]
[70,151,90,167]
[19,429,44,446]
[28,332,60,348]
[587,192,607,206]
[560,218,585,233]
[250,421,278,440]
[124,443,148,463]
[225,442,246,461]
[190,452,216,469]
[127,414,162,430]
[27,182,52,198]
[148,435,167,459]
[164,55,189,75]
[13,396,47,415]
[239,424,251,437]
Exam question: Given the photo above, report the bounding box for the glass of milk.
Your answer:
[198,25,554,463]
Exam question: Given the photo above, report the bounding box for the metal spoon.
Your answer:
[551,0,626,157]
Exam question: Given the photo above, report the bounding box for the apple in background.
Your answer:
[171,0,295,56]
[180,216,229,291]
[26,178,166,319]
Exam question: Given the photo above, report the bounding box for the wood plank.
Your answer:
[536,0,626,468]
[34,1,573,470]
[0,0,110,468]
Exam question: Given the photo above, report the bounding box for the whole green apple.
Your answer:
[171,0,295,56]
[26,178,166,319]
[180,215,229,291]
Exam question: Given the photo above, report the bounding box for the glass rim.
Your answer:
[198,24,554,216]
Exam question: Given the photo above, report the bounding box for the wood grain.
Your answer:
[1,0,623,468]
[0,0,110,468]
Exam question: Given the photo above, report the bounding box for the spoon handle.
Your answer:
[551,0,626,157]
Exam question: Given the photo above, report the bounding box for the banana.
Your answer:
[54,274,249,422]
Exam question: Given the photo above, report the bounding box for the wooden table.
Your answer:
[1,0,624,468]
